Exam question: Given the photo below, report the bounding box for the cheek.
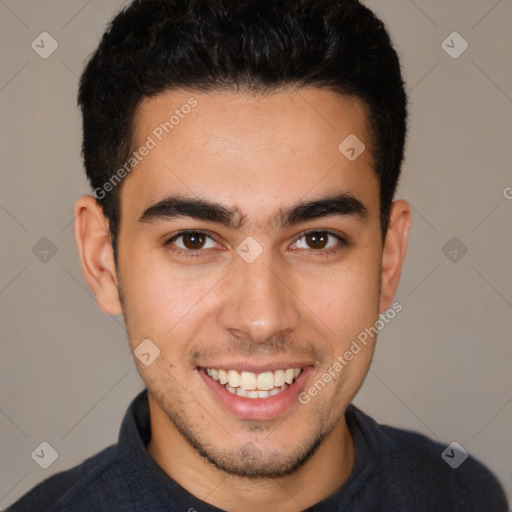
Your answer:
[119,251,225,344]
[296,257,381,338]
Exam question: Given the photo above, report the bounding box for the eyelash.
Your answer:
[164,229,348,259]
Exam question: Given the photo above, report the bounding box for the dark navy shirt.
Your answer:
[8,390,508,511]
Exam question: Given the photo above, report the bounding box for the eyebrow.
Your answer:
[138,192,368,229]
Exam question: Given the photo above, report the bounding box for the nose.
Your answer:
[218,250,301,345]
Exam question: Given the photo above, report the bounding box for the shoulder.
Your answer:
[348,406,509,511]
[6,445,122,512]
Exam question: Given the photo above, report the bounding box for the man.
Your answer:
[8,0,508,510]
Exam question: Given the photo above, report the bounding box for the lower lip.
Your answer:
[199,367,313,421]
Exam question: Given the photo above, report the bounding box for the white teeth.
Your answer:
[257,371,274,390]
[205,367,303,398]
[240,371,257,390]
[236,387,248,398]
[228,369,240,388]
[221,381,291,399]
[274,369,285,387]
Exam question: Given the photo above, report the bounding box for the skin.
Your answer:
[74,88,410,511]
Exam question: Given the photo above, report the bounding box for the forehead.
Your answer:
[122,88,379,229]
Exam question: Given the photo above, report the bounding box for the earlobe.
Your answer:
[379,199,411,313]
[74,195,123,316]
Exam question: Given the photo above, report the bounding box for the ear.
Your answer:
[379,199,411,312]
[74,195,123,316]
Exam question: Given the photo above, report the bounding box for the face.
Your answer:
[78,88,409,478]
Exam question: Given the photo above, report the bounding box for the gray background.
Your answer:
[1,0,511,508]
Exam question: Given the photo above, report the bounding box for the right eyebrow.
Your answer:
[139,195,238,227]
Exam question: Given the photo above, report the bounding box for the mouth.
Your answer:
[205,367,303,399]
[199,364,312,420]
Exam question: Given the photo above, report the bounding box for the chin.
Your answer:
[200,434,328,479]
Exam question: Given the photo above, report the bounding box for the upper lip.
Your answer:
[198,361,314,373]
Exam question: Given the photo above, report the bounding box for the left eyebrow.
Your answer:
[138,192,368,229]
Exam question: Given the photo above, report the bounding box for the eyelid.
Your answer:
[298,227,346,238]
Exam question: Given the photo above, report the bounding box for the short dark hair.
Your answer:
[78,0,407,251]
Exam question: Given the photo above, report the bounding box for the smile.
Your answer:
[204,367,303,399]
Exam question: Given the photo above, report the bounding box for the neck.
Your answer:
[147,396,354,511]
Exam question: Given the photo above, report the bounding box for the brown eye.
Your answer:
[304,232,329,249]
[182,232,206,250]
[167,231,217,252]
[291,230,344,253]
